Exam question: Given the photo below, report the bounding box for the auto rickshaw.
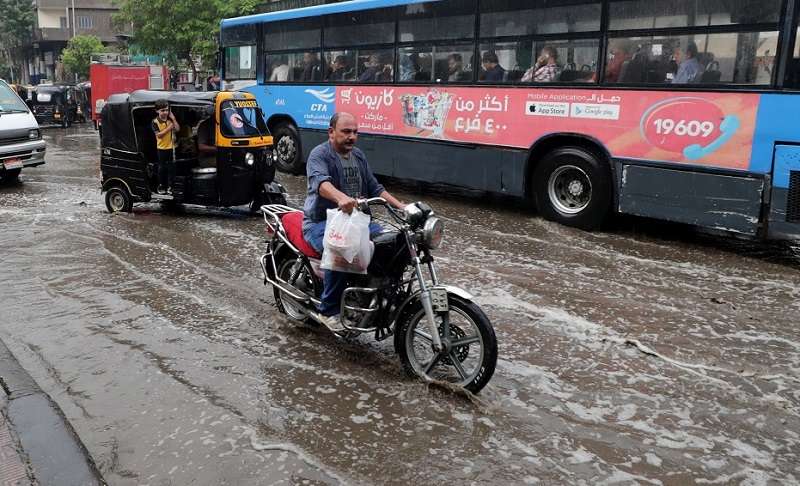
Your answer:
[100,90,286,213]
[75,81,91,123]
[30,84,78,128]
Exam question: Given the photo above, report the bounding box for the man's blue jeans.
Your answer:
[304,219,382,316]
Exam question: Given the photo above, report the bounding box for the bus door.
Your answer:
[767,144,800,240]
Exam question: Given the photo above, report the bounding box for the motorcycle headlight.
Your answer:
[245,152,255,166]
[28,129,40,140]
[422,217,444,250]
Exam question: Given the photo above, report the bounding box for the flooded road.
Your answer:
[1,125,799,485]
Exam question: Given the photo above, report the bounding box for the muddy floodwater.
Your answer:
[1,126,799,485]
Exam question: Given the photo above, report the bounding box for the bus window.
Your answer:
[478,42,528,82]
[221,24,257,46]
[266,52,324,82]
[606,31,777,85]
[608,0,781,30]
[324,9,395,48]
[398,47,433,82]
[524,39,599,83]
[433,45,474,83]
[398,1,474,42]
[263,18,320,50]
[354,49,394,83]
[480,0,600,37]
[225,45,256,80]
[324,50,357,82]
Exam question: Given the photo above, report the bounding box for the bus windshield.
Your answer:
[219,100,268,138]
[0,83,29,113]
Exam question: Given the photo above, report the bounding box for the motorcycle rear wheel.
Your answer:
[396,295,497,394]
[273,256,314,321]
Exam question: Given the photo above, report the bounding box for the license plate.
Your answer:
[3,158,22,170]
[430,287,449,312]
[53,113,61,118]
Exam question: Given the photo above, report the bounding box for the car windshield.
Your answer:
[0,83,29,112]
[219,100,268,138]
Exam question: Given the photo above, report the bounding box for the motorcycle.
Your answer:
[260,198,497,394]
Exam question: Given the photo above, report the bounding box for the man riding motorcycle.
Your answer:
[302,112,405,329]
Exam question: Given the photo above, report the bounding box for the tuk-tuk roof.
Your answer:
[118,90,219,106]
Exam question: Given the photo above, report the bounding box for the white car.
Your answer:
[0,79,46,182]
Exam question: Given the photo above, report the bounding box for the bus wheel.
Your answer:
[105,185,133,213]
[533,147,611,230]
[273,123,304,174]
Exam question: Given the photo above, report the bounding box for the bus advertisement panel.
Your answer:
[248,85,760,171]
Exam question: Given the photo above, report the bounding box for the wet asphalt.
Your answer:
[1,125,799,485]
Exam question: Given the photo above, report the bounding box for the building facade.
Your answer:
[29,0,126,83]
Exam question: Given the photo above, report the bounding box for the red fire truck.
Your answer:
[90,55,168,129]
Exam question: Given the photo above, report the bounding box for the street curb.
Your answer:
[0,339,105,486]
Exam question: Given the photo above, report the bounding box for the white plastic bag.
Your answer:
[321,208,374,274]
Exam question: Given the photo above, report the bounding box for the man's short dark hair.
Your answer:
[448,53,463,63]
[482,51,498,64]
[155,99,168,110]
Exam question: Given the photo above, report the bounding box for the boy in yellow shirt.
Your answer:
[151,99,180,194]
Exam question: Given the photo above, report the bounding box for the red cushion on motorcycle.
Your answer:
[280,211,321,259]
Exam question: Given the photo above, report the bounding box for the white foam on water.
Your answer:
[238,426,346,484]
[695,468,773,486]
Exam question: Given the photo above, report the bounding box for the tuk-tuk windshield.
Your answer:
[219,100,268,138]
[0,83,28,112]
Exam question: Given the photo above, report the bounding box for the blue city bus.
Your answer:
[221,0,800,240]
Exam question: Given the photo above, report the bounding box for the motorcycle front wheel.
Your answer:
[396,295,497,394]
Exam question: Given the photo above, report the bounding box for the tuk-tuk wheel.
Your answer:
[105,186,133,213]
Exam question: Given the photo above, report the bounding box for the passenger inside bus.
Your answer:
[479,50,506,82]
[301,52,323,81]
[672,42,702,84]
[269,56,291,82]
[521,46,561,82]
[328,55,353,81]
[358,54,392,82]
[605,42,631,83]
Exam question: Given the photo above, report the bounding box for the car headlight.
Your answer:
[422,217,444,250]
[245,152,255,166]
[28,129,40,140]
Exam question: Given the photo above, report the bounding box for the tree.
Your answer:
[115,0,259,83]
[0,0,34,83]
[61,35,106,80]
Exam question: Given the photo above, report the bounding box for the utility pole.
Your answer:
[71,0,77,82]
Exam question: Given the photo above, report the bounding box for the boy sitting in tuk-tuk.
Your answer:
[151,99,180,194]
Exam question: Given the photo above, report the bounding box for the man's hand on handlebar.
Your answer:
[338,196,357,214]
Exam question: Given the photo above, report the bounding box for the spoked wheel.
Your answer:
[396,295,497,394]
[273,256,315,322]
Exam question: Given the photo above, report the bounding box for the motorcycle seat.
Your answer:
[280,211,321,259]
